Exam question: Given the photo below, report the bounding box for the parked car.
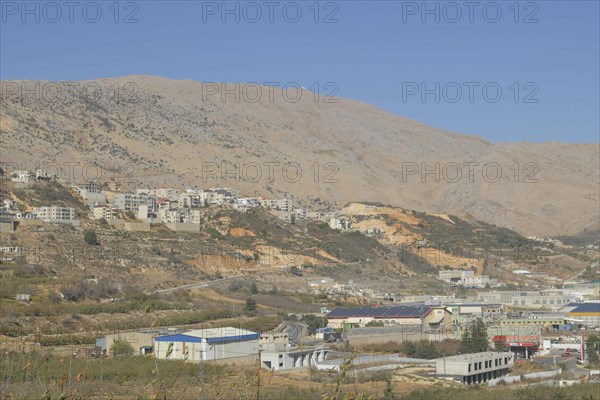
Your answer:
[561,352,573,358]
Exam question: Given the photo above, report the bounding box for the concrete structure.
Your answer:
[165,222,201,232]
[154,327,259,362]
[261,346,328,371]
[33,206,79,226]
[0,218,17,233]
[123,221,151,231]
[15,294,31,302]
[435,352,513,384]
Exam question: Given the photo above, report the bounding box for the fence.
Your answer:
[488,369,562,386]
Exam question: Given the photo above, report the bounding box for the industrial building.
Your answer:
[325,306,451,332]
[154,327,259,362]
[447,303,503,326]
[478,290,572,310]
[435,352,514,384]
[562,302,600,328]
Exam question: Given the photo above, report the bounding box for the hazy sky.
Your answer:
[1,0,599,143]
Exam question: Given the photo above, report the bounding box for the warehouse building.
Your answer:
[435,352,514,384]
[325,306,450,332]
[562,303,600,328]
[154,327,259,362]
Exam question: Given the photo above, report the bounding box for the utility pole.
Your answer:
[100,355,103,400]
[443,352,447,386]
[257,349,262,400]
[199,339,207,400]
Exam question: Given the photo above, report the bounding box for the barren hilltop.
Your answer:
[1,75,598,236]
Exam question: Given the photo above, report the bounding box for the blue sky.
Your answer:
[1,0,599,143]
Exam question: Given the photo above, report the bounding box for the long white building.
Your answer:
[154,327,259,362]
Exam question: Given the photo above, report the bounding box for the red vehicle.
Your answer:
[561,352,573,358]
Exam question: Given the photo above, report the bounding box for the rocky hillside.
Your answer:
[1,76,598,236]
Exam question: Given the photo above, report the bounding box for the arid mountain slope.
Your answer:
[1,76,598,235]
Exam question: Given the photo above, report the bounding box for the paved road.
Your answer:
[156,270,281,294]
[533,356,590,376]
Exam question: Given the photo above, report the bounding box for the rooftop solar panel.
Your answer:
[326,306,433,319]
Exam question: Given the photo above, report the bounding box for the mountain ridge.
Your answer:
[1,75,598,236]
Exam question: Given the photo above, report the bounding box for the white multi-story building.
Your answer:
[10,170,30,184]
[159,208,202,224]
[178,192,202,208]
[137,188,180,202]
[329,217,351,231]
[33,206,79,225]
[113,193,157,212]
[260,198,292,212]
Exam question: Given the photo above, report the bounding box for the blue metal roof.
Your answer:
[154,332,260,344]
[155,334,203,343]
[568,303,600,314]
[326,306,432,319]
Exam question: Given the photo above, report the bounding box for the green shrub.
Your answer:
[111,339,134,357]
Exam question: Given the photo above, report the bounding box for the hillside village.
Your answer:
[1,166,599,398]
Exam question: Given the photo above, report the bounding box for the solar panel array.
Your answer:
[326,306,432,319]
[570,303,600,313]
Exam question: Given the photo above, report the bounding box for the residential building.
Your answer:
[33,206,79,225]
[137,188,180,202]
[10,170,30,184]
[329,217,351,231]
[92,205,120,220]
[260,198,292,212]
[178,192,201,208]
[159,208,202,224]
[113,193,156,212]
